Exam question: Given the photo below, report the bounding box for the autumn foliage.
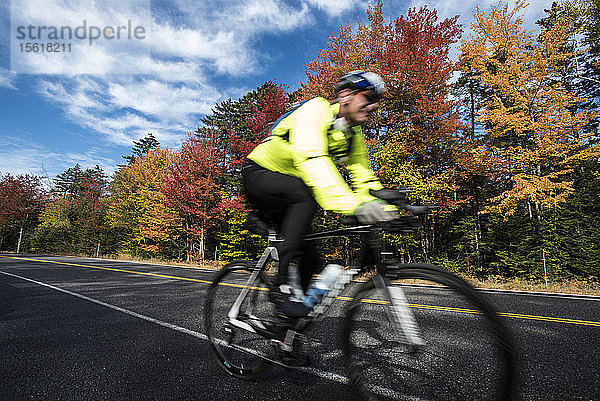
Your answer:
[459,0,600,217]
[303,0,463,206]
[162,134,222,260]
[4,0,598,284]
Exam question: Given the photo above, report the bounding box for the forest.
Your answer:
[1,0,599,285]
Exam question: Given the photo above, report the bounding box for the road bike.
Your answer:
[204,190,517,401]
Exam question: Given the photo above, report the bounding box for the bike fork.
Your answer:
[374,274,425,349]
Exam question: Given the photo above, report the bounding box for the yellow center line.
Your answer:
[1,254,599,327]
[0,254,213,285]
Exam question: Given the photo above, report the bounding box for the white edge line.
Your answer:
[0,270,207,339]
[0,269,406,396]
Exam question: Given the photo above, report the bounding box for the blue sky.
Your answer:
[0,0,549,181]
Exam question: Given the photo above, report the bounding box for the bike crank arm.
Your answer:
[213,337,303,370]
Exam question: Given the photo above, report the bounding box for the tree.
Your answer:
[213,196,265,260]
[32,166,116,255]
[0,173,45,251]
[108,147,182,258]
[537,0,600,133]
[453,0,600,279]
[162,134,222,260]
[461,0,600,217]
[301,0,464,262]
[122,133,160,164]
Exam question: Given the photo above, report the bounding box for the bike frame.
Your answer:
[226,223,425,349]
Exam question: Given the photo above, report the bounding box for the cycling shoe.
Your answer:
[271,285,311,318]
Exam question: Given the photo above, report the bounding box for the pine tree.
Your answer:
[122,133,160,164]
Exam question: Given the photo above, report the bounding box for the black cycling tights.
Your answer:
[242,160,320,290]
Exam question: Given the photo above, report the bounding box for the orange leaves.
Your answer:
[460,0,599,217]
[485,173,575,216]
[108,147,180,255]
[162,133,222,234]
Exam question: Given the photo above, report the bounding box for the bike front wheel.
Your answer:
[204,260,276,379]
[342,263,517,401]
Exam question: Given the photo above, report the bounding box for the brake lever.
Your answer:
[398,203,434,216]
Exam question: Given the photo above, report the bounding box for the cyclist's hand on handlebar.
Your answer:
[355,200,397,224]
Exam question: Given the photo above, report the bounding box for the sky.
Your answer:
[0,0,551,181]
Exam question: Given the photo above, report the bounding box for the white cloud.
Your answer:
[8,0,325,149]
[108,80,220,120]
[38,76,213,147]
[305,0,367,16]
[63,148,120,176]
[0,70,17,89]
[233,0,311,31]
[10,0,152,75]
[150,23,252,75]
[4,0,378,158]
[0,136,117,178]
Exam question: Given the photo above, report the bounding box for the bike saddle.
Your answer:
[244,211,275,236]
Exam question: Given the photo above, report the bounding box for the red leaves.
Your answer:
[163,134,221,221]
[228,81,290,169]
[302,0,463,206]
[161,134,222,259]
[0,173,45,228]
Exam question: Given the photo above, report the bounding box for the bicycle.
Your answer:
[204,190,517,401]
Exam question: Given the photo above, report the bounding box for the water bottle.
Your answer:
[303,264,343,308]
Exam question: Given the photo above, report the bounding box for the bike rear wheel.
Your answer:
[342,263,517,401]
[204,261,276,379]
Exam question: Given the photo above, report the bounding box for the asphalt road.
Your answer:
[0,253,598,401]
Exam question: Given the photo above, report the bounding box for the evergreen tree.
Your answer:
[32,165,116,255]
[122,133,160,164]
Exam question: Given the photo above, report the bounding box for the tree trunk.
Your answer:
[200,230,205,261]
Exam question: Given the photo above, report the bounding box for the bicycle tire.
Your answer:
[204,260,276,379]
[342,263,517,401]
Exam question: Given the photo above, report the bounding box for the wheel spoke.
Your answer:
[343,266,516,401]
[205,263,276,378]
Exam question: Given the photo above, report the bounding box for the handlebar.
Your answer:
[368,189,435,216]
[338,189,437,232]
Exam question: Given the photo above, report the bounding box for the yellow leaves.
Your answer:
[373,128,454,202]
[108,147,182,255]
[39,197,71,230]
[484,173,575,217]
[461,0,597,217]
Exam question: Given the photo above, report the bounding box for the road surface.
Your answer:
[1,254,598,400]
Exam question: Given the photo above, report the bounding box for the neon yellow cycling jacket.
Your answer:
[247,97,383,215]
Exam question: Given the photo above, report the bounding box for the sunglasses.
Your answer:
[360,90,380,104]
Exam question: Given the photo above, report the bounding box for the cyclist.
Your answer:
[242,71,397,318]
